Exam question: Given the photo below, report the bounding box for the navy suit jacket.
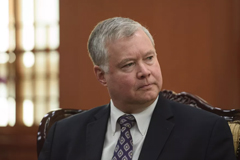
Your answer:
[39,94,236,160]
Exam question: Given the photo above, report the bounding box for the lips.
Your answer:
[138,83,153,89]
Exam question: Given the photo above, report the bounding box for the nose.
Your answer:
[137,63,151,79]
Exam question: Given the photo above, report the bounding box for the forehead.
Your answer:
[106,29,155,58]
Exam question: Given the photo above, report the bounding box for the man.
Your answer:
[39,17,236,160]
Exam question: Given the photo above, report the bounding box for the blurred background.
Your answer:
[0,0,239,159]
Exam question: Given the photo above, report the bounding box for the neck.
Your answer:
[113,99,157,114]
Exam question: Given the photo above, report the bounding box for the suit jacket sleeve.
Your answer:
[205,117,236,160]
[38,122,57,160]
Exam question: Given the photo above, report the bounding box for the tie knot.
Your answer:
[118,114,136,129]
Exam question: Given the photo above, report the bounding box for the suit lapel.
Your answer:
[86,105,110,160]
[139,94,175,160]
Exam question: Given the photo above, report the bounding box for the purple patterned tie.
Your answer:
[112,114,136,160]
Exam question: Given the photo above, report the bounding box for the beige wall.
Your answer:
[60,0,240,110]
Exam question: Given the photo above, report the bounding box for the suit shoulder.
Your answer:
[57,104,109,126]
[167,99,223,121]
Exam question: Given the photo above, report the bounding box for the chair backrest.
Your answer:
[37,90,240,159]
[161,90,240,121]
[37,109,85,156]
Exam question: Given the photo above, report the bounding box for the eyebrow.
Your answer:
[144,50,156,57]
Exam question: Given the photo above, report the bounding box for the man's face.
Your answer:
[95,29,163,113]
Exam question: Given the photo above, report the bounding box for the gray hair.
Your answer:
[87,17,155,72]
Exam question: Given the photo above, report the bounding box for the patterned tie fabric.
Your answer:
[112,114,136,160]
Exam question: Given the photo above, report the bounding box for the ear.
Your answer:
[93,65,107,86]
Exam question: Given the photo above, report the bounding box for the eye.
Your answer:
[146,56,153,61]
[122,62,134,68]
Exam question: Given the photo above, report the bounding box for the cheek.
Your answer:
[156,68,162,78]
[108,76,136,97]
[120,77,136,87]
[152,65,163,81]
[113,74,136,89]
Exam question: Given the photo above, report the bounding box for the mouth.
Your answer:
[138,83,153,90]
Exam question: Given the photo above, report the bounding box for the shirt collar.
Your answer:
[110,96,158,136]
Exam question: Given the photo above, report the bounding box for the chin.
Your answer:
[139,92,158,103]
[143,89,159,97]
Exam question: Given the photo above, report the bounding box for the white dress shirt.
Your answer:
[101,97,158,160]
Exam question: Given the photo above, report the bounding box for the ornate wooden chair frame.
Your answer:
[37,90,240,159]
